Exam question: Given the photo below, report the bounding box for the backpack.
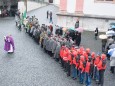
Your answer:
[102,59,106,67]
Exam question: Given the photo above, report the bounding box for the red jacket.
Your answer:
[73,56,77,65]
[83,51,88,61]
[72,50,78,57]
[62,48,69,61]
[97,60,106,70]
[62,49,68,58]
[97,54,106,70]
[60,46,65,58]
[79,61,85,72]
[85,61,91,73]
[94,56,101,66]
[79,56,85,72]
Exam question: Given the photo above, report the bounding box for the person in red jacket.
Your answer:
[60,45,65,68]
[94,53,101,82]
[85,56,92,86]
[62,47,69,72]
[79,55,85,84]
[83,51,88,61]
[76,49,81,77]
[97,54,106,86]
[71,49,78,80]
[85,48,91,61]
[91,52,96,78]
[66,49,72,76]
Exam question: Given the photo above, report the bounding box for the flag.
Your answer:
[23,10,26,19]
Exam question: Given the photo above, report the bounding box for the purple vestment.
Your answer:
[4,36,15,52]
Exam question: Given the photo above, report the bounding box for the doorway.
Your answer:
[49,0,53,3]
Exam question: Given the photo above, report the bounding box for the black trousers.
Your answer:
[63,61,67,72]
[67,62,71,76]
[61,58,64,68]
[110,66,115,73]
[102,45,106,52]
[48,51,53,57]
[99,69,105,86]
[91,65,94,78]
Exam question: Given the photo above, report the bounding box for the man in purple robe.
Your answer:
[4,35,15,53]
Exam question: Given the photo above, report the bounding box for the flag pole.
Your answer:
[25,0,27,12]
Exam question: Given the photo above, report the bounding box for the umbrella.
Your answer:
[62,27,67,32]
[99,34,107,39]
[110,23,115,26]
[76,27,83,33]
[106,30,115,37]
[109,43,115,49]
[111,51,115,57]
[68,27,75,31]
[108,48,115,56]
[111,25,115,29]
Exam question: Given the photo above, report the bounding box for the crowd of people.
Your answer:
[14,13,109,86]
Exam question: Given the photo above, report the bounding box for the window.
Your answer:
[95,0,115,3]
[96,0,113,1]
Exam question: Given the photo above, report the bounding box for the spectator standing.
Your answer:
[75,19,79,28]
[97,54,107,86]
[110,55,115,74]
[47,10,49,19]
[49,11,53,23]
[95,27,99,40]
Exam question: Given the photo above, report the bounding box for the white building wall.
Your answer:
[18,1,47,13]
[67,0,76,13]
[57,16,67,27]
[44,0,49,3]
[53,0,60,5]
[83,0,115,17]
[57,15,115,32]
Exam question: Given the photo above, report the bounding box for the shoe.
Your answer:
[73,78,76,80]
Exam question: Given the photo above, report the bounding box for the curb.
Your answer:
[27,4,59,14]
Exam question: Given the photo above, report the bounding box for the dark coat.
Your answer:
[54,42,61,59]
[75,21,79,28]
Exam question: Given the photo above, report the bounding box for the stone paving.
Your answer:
[0,5,114,86]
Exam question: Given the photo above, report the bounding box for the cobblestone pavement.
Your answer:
[0,5,114,86]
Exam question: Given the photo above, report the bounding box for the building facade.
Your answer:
[0,0,18,17]
[57,0,115,32]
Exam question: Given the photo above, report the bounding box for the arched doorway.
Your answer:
[49,0,53,3]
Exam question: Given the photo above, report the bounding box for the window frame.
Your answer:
[94,0,115,4]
